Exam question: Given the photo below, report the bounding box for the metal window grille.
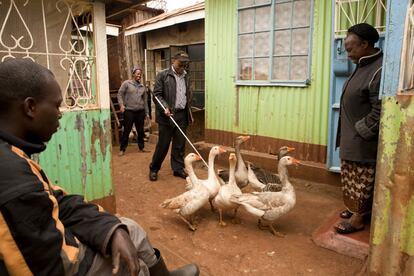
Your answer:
[237,0,313,85]
[335,0,387,37]
[399,1,414,93]
[0,0,97,110]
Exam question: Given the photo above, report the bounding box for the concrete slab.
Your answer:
[312,209,370,260]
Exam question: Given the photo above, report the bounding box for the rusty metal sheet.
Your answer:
[369,96,414,275]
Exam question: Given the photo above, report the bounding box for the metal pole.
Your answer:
[150,92,209,168]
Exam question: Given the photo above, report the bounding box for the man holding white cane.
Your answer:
[149,51,193,181]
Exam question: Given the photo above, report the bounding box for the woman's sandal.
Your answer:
[340,209,353,219]
[334,221,364,234]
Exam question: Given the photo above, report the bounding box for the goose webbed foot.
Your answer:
[218,209,227,227]
[191,215,200,226]
[269,224,285,237]
[257,219,285,237]
[178,214,197,231]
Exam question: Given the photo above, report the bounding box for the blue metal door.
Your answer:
[327,38,354,172]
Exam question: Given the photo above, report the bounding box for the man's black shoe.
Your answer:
[173,170,188,179]
[149,171,158,181]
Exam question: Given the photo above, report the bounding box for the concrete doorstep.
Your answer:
[311,209,370,260]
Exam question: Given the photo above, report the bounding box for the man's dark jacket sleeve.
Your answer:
[0,142,122,275]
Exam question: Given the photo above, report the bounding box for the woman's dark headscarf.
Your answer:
[347,23,379,46]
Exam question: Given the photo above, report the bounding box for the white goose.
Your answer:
[213,153,242,226]
[186,146,227,211]
[184,152,201,191]
[160,153,209,231]
[230,156,300,237]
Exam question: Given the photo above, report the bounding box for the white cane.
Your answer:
[151,93,209,168]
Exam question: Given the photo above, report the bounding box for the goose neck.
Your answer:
[185,160,198,182]
[228,163,236,184]
[208,152,216,178]
[278,163,289,184]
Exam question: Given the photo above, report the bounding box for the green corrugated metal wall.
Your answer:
[205,0,332,146]
[39,109,113,201]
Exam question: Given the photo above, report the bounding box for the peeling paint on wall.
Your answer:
[39,109,113,202]
[75,114,88,195]
[369,96,414,274]
[90,118,111,163]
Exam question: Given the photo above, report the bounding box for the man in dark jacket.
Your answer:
[335,23,383,234]
[0,59,199,276]
[149,51,193,181]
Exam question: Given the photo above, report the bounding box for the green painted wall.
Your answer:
[370,96,414,274]
[205,0,332,146]
[39,109,113,201]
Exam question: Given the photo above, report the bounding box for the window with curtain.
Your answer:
[237,0,313,85]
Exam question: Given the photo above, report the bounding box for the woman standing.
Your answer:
[118,67,149,155]
[335,23,383,234]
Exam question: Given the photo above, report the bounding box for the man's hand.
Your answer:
[164,108,172,117]
[120,106,125,113]
[111,228,140,276]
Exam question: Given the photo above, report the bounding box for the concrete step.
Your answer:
[312,209,370,260]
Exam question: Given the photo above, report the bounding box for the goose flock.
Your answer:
[161,136,300,237]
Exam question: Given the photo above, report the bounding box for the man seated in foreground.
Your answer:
[0,59,199,276]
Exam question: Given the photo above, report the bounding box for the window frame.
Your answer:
[236,0,314,87]
[398,1,414,94]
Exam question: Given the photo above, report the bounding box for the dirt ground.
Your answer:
[112,143,363,276]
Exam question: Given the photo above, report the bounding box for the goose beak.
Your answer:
[242,136,251,142]
[292,158,301,166]
[287,147,295,153]
[218,147,227,154]
[195,155,202,161]
[229,153,236,160]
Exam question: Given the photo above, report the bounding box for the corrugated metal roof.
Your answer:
[125,2,204,35]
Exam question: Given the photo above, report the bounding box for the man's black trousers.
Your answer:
[150,110,188,172]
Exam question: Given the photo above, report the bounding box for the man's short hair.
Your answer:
[347,23,379,47]
[0,59,54,113]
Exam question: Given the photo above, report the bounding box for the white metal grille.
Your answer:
[399,1,414,93]
[335,0,387,37]
[0,0,97,110]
